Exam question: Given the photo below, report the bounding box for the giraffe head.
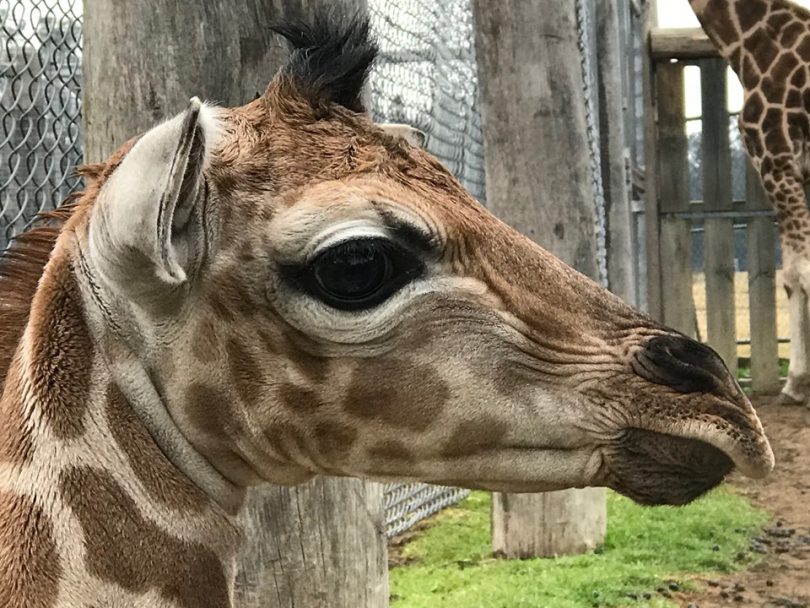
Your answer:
[76,11,772,510]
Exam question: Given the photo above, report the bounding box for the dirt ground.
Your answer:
[677,398,810,608]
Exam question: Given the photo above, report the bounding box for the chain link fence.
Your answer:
[0,0,82,249]
[369,0,484,203]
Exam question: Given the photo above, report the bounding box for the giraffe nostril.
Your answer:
[632,335,732,394]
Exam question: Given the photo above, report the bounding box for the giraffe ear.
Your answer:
[378,123,427,148]
[89,98,220,295]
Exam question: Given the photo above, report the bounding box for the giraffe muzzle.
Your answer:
[618,334,775,488]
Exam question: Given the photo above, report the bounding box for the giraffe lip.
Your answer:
[601,419,774,506]
[645,418,775,480]
[602,428,736,505]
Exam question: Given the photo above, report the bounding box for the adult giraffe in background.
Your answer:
[0,9,773,608]
[689,0,810,404]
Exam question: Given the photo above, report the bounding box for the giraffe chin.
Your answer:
[601,428,735,506]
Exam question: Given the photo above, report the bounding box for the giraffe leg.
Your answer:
[779,261,810,405]
[756,161,810,404]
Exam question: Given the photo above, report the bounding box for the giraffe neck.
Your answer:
[0,243,241,608]
[689,0,810,77]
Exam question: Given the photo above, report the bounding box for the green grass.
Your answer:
[737,357,789,381]
[390,490,768,608]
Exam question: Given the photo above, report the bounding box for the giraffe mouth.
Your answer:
[600,422,773,506]
[601,428,734,505]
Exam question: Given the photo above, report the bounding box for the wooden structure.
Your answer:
[644,25,781,394]
[473,0,607,558]
[83,2,388,607]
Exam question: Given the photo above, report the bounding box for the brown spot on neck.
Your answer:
[28,253,93,439]
[737,0,767,33]
[748,27,780,73]
[701,0,740,47]
[60,466,231,608]
[0,492,61,608]
[105,383,210,513]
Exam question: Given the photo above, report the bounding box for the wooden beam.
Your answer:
[597,0,637,305]
[650,27,720,61]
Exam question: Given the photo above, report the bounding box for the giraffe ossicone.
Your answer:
[0,9,773,607]
[689,0,810,405]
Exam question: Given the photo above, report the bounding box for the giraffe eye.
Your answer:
[297,238,424,311]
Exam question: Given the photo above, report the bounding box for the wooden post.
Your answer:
[83,3,388,608]
[656,62,696,337]
[473,0,606,558]
[700,58,737,377]
[745,161,781,394]
[596,0,636,305]
[235,479,386,607]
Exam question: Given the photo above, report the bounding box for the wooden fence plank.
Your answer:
[700,58,737,377]
[745,161,781,394]
[656,62,695,336]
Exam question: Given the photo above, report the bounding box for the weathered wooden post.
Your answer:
[472,0,607,557]
[83,2,388,607]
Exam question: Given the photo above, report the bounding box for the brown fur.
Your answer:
[0,355,35,464]
[105,383,209,513]
[0,203,76,390]
[342,358,450,432]
[28,254,93,439]
[59,466,229,608]
[0,492,61,608]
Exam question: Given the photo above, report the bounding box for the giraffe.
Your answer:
[688,0,810,404]
[0,10,774,608]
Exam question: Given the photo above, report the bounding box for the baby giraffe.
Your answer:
[0,10,773,608]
